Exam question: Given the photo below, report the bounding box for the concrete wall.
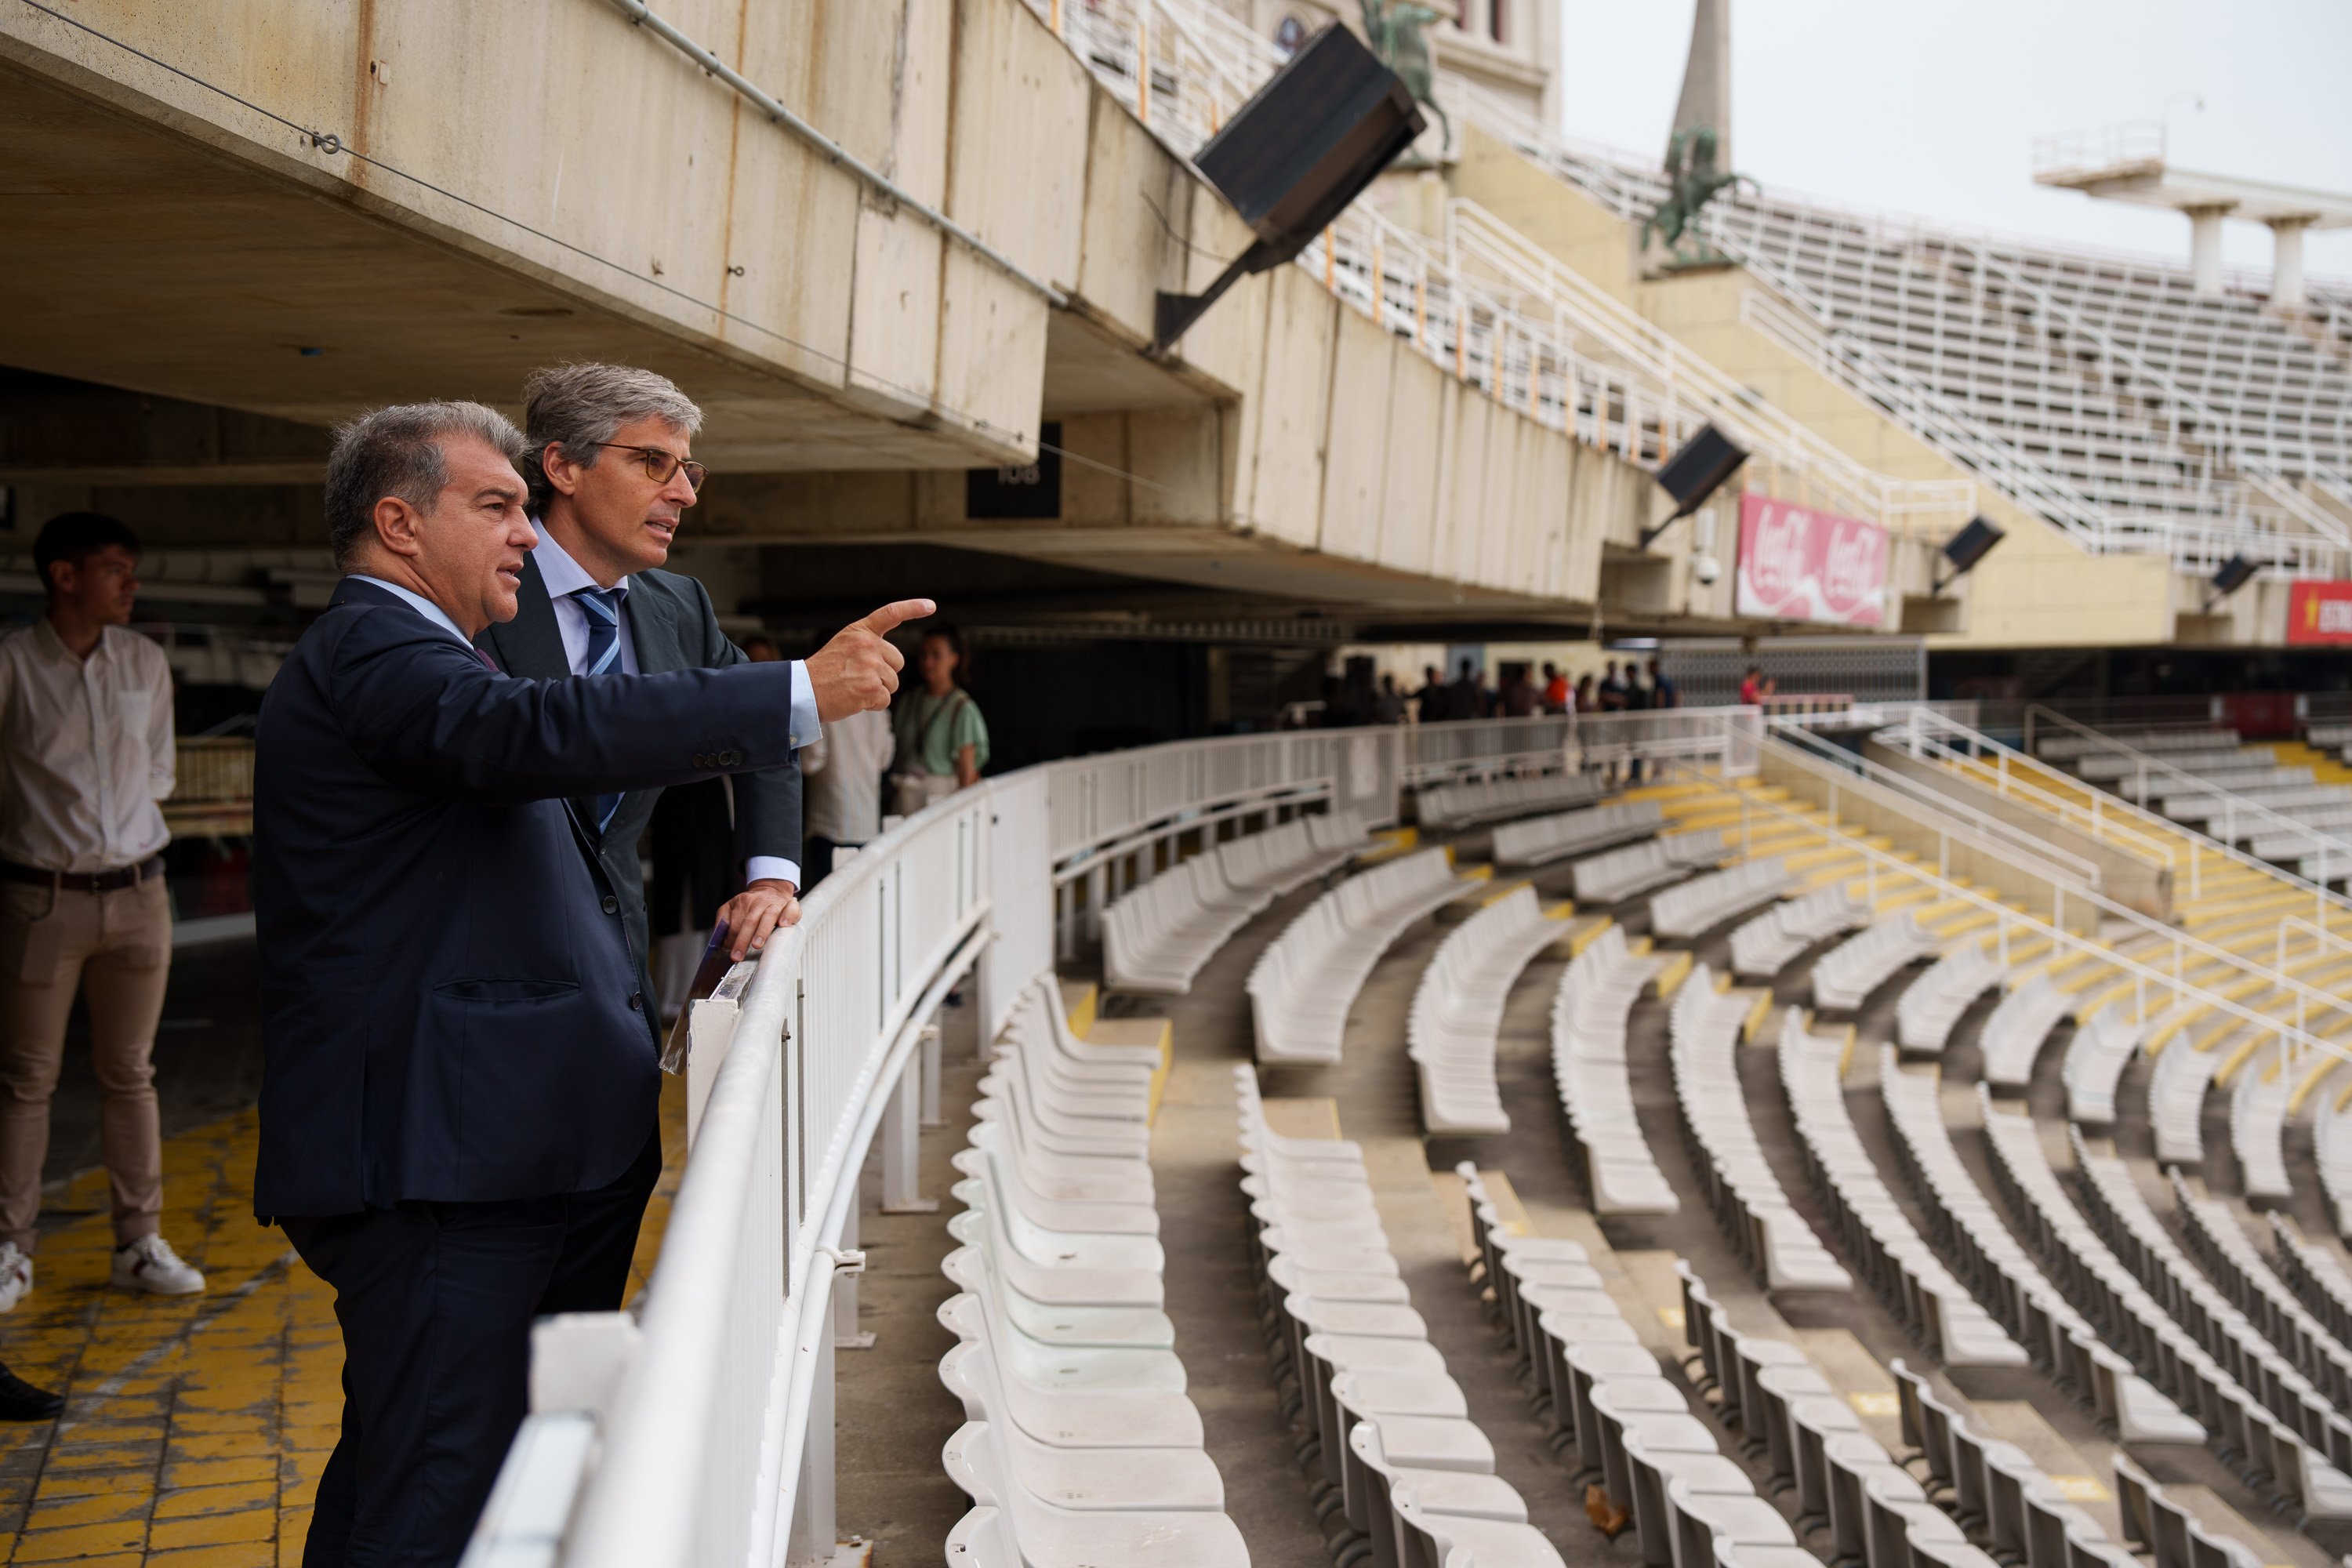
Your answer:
[1864,739,2172,920]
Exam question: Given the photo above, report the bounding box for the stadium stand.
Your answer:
[1102,811,1367,995]
[1728,883,1871,980]
[1492,800,1666,869]
[1811,914,1943,1011]
[1896,942,2005,1055]
[2060,1004,2145,1125]
[1570,828,1733,904]
[2171,1174,2352,1410]
[1248,847,1469,1065]
[1406,884,1576,1135]
[1418,771,1607,831]
[1650,857,1795,941]
[1977,975,2075,1089]
[1550,927,1681,1215]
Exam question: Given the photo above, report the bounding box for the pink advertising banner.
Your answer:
[1736,495,1888,627]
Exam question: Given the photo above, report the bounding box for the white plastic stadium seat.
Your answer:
[1977,975,2073,1090]
[1728,884,1870,980]
[1419,771,1606,831]
[1811,915,1940,1011]
[1894,941,2002,1054]
[2147,1040,2223,1165]
[1650,857,1794,941]
[1102,812,1367,995]
[1248,848,1467,1065]
[1572,829,1731,906]
[2060,1003,2143,1125]
[1406,885,1570,1135]
[1550,927,1678,1214]
[1492,800,1665,868]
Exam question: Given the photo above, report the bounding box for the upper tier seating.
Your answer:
[1549,927,1678,1214]
[2069,1130,2352,1484]
[1812,914,1941,1011]
[2147,1041,2223,1165]
[1650,857,1795,941]
[1979,1091,2352,1520]
[1418,771,1605,831]
[1877,1050,2201,1443]
[1895,942,2003,1055]
[1978,975,2074,1091]
[2060,1003,2144,1125]
[1729,883,1871,980]
[2170,1174,2352,1410]
[1777,1011,2026,1367]
[1235,1074,1566,1568]
[1102,812,1367,994]
[1455,1172,1818,1568]
[1406,885,1567,1136]
[1491,800,1664,868]
[1668,968,1850,1290]
[2040,729,2240,764]
[2078,747,2256,782]
[2230,1051,2294,1203]
[1571,829,1732,905]
[938,984,1249,1566]
[1247,848,1466,1065]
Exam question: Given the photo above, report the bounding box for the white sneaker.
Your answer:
[112,1235,204,1296]
[0,1244,30,1312]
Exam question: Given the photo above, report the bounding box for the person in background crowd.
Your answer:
[1650,658,1679,710]
[891,623,989,813]
[0,513,206,1338]
[1739,663,1764,705]
[802,701,893,889]
[1373,673,1406,724]
[1573,673,1595,714]
[1413,662,1446,723]
[1598,659,1627,713]
[1501,664,1539,717]
[1541,661,1569,715]
[1622,659,1651,779]
[1448,658,1483,720]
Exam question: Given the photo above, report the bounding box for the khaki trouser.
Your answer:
[0,877,170,1252]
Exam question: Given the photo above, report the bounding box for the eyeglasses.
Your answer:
[596,443,708,492]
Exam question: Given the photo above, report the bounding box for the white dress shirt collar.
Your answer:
[530,524,630,604]
[348,576,474,649]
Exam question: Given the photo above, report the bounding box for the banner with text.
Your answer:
[2288,581,2352,645]
[1736,495,1888,627]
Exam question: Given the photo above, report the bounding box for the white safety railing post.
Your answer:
[880,1054,935,1214]
[920,1023,944,1128]
[789,1334,838,1561]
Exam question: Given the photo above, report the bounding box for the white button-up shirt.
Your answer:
[530,529,812,889]
[801,706,893,845]
[0,619,175,874]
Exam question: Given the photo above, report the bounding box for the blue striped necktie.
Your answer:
[572,586,625,831]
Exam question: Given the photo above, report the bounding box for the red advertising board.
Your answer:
[2288,581,2352,645]
[1735,495,1887,627]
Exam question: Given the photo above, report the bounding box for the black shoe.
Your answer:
[0,1366,62,1421]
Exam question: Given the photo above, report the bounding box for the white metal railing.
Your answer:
[2031,121,2167,181]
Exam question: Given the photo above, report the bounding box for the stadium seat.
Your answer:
[1492,800,1666,868]
[1812,915,1941,1011]
[1248,848,1468,1065]
[1650,856,1795,941]
[1571,829,1733,905]
[1102,812,1367,994]
[1406,884,1570,1135]
[1895,942,2003,1054]
[1978,975,2074,1090]
[1550,927,1679,1214]
[2060,1003,2144,1125]
[1728,883,1871,979]
[1419,771,1606,830]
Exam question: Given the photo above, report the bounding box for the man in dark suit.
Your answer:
[478,363,804,1320]
[254,398,924,1566]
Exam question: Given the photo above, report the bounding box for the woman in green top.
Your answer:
[890,624,990,817]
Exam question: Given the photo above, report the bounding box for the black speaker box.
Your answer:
[1654,424,1749,517]
[1942,515,2005,574]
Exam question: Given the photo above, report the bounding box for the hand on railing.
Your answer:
[807,600,936,721]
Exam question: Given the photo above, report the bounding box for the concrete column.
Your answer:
[2270,216,2311,308]
[2184,204,2232,296]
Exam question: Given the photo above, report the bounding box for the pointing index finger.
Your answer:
[857,597,936,637]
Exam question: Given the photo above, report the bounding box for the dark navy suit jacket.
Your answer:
[252,579,798,1218]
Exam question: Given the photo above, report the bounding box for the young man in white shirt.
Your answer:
[0,513,206,1328]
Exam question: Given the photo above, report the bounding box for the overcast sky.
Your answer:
[1554,0,2352,280]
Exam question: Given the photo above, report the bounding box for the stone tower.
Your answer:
[1668,0,1731,169]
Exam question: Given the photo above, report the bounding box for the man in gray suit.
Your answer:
[477,361,808,1315]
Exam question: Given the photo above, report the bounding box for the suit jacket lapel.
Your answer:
[480,552,570,679]
[627,583,684,676]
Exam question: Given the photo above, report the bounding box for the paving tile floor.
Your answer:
[0,1076,687,1566]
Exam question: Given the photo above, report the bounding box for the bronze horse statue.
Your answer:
[1359,0,1451,158]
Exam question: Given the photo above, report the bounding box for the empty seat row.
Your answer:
[2320,1088,2352,1237]
[1979,975,2074,1091]
[1777,1011,2027,1367]
[2037,728,2238,763]
[1668,968,1850,1291]
[1877,1051,2203,1443]
[1407,884,1568,1136]
[2060,1003,2144,1125]
[1551,927,1679,1214]
[2111,1457,2265,1568]
[1102,812,1367,995]
[1234,1075,1565,1567]
[2267,1214,2352,1347]
[2067,1130,2352,1478]
[1572,829,1731,906]
[1730,883,1871,980]
[2304,722,2352,749]
[1651,857,1795,941]
[940,979,1249,1566]
[1492,799,1665,868]
[1676,1267,1989,1568]
[2169,1174,2352,1411]
[1455,1172,1804,1568]
[1813,914,1942,1011]
[1248,847,1467,1065]
[2147,1040,2223,1165]
[1882,1357,2140,1568]
[1977,1092,2352,1521]
[1896,942,2003,1055]
[2229,1049,2295,1203]
[2130,767,2310,804]
[2078,746,2257,782]
[1419,770,1606,830]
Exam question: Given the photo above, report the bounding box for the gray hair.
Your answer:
[324,401,529,567]
[522,362,703,509]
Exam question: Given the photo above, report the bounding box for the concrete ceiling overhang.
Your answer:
[0,54,1068,474]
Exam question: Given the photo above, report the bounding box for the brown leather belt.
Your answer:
[0,857,165,894]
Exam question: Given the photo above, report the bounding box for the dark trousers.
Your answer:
[284,1198,568,1567]
[285,1131,662,1566]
